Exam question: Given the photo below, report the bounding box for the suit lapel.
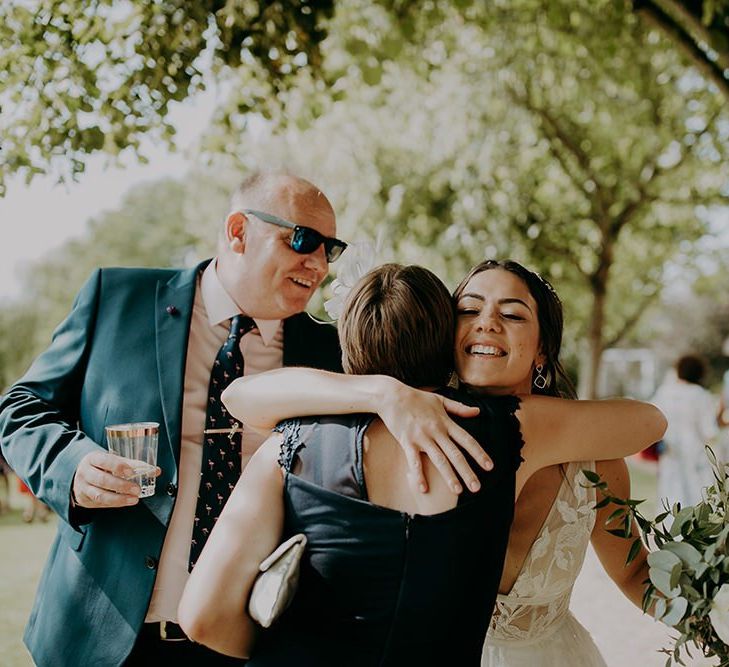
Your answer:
[153,262,208,485]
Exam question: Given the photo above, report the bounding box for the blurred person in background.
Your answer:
[651,354,726,508]
[17,477,50,523]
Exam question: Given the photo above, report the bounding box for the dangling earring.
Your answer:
[533,364,547,390]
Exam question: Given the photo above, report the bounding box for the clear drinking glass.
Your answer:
[105,422,159,498]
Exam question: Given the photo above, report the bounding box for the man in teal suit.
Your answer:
[0,173,344,666]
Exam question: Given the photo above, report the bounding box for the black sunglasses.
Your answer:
[243,209,347,263]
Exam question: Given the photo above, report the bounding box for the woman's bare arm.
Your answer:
[222,369,491,494]
[590,459,651,610]
[178,435,285,658]
[516,395,666,493]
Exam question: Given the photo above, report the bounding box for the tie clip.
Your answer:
[204,423,242,441]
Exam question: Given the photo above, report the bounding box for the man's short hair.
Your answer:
[229,171,330,217]
[229,172,267,212]
[676,354,707,385]
[338,264,454,388]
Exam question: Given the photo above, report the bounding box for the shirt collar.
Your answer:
[200,259,281,346]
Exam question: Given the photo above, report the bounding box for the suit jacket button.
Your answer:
[144,555,158,570]
[166,305,179,316]
[166,483,177,497]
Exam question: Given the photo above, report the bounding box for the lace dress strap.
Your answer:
[274,414,374,500]
[274,418,303,473]
[483,394,524,472]
[438,389,525,481]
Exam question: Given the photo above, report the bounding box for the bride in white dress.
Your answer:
[449,264,650,667]
[449,263,649,666]
[483,460,607,665]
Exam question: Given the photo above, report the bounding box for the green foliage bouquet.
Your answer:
[584,448,729,666]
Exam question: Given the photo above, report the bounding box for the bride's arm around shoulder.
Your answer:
[515,395,667,484]
[178,435,285,658]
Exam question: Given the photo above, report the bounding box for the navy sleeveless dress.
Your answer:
[247,390,523,667]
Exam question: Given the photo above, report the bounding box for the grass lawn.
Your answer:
[0,482,56,667]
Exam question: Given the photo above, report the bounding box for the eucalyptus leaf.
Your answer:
[662,542,702,567]
[607,528,628,538]
[681,583,702,601]
[606,507,626,523]
[648,550,682,572]
[627,538,643,564]
[669,562,682,590]
[697,504,710,523]
[636,515,651,530]
[582,469,601,484]
[670,508,695,538]
[692,562,709,580]
[650,567,681,598]
[662,597,689,626]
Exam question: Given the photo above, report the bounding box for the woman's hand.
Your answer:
[375,382,492,494]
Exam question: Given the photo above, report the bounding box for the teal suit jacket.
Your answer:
[0,261,342,667]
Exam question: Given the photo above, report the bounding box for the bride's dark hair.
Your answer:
[453,259,577,399]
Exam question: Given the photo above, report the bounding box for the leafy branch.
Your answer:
[582,447,729,666]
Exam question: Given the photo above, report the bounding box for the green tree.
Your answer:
[0,303,40,391]
[18,175,229,347]
[207,0,728,395]
[3,0,728,196]
[633,240,729,385]
[4,0,728,396]
[0,0,333,195]
[634,0,729,99]
[490,4,729,396]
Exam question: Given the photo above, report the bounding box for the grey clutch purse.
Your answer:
[248,533,307,628]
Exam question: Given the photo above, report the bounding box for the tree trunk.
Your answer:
[585,291,606,399]
[584,240,614,399]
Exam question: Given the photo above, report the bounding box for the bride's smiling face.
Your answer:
[454,269,544,395]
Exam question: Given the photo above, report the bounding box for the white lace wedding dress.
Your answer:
[482,461,607,666]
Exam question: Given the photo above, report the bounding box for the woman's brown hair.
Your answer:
[339,264,455,388]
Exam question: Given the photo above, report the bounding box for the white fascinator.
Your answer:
[323,235,381,321]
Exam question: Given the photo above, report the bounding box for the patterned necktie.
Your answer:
[189,314,256,570]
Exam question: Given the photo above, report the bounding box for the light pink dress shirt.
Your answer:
[146,260,283,623]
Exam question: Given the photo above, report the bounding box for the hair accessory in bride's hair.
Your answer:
[322,236,380,321]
